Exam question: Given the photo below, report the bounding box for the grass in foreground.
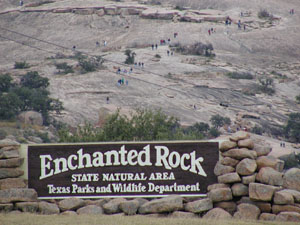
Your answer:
[0,213,298,225]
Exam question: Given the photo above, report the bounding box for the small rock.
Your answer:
[220,157,239,167]
[58,198,85,211]
[76,205,103,215]
[138,196,183,214]
[274,191,294,205]
[203,208,232,220]
[276,212,300,222]
[103,198,127,214]
[283,168,300,192]
[242,173,256,185]
[272,205,300,214]
[0,139,20,148]
[84,199,110,207]
[0,168,24,179]
[238,139,254,149]
[231,183,248,196]
[229,131,250,141]
[249,183,278,202]
[185,198,213,213]
[214,161,235,176]
[16,202,39,213]
[233,203,260,220]
[169,211,198,218]
[208,187,232,202]
[60,210,78,215]
[39,201,60,214]
[222,148,257,160]
[259,213,276,221]
[214,201,236,214]
[218,172,241,184]
[207,183,229,192]
[236,158,257,176]
[119,200,139,215]
[256,167,283,186]
[219,141,237,152]
[18,111,43,126]
[0,149,20,159]
[0,188,37,203]
[278,189,300,203]
[0,158,24,168]
[0,178,26,189]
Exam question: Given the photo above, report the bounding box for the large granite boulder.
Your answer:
[119,200,139,215]
[236,158,257,176]
[218,172,241,184]
[208,187,232,202]
[222,148,257,160]
[214,161,235,176]
[276,212,300,222]
[219,141,237,152]
[233,203,260,220]
[229,131,250,141]
[283,168,300,192]
[256,167,283,186]
[249,183,278,202]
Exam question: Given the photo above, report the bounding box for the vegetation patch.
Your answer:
[14,61,30,69]
[258,9,273,19]
[0,72,63,124]
[55,62,74,74]
[171,42,215,57]
[226,72,254,80]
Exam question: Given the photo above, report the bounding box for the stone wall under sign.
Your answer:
[0,132,300,222]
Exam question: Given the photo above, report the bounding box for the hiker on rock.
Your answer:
[155,44,158,49]
[208,29,211,35]
[104,40,107,46]
[174,32,178,38]
[167,50,170,56]
[152,44,154,50]
[106,97,109,104]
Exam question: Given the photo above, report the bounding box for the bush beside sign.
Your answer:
[28,141,218,199]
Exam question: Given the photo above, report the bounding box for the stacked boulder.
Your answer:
[206,131,300,222]
[0,140,38,213]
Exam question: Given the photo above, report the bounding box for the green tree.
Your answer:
[284,113,300,143]
[0,92,22,119]
[210,114,231,128]
[0,73,13,93]
[296,94,300,104]
[20,71,49,89]
[124,49,136,64]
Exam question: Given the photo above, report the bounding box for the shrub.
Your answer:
[78,56,104,74]
[251,125,264,135]
[296,94,300,104]
[258,9,273,19]
[284,113,300,143]
[20,71,49,89]
[279,152,300,170]
[0,129,7,139]
[226,72,254,80]
[210,114,231,128]
[154,54,161,58]
[0,73,13,93]
[55,62,74,74]
[171,42,215,57]
[14,61,30,69]
[124,49,136,64]
[209,127,220,138]
[0,92,22,120]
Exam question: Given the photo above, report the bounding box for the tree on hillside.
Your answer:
[124,49,136,64]
[210,114,231,128]
[284,113,300,143]
[20,71,49,89]
[0,73,13,93]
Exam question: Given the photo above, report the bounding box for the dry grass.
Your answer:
[0,214,298,225]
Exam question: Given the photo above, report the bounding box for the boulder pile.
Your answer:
[1,132,300,223]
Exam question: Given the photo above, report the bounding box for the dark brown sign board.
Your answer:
[28,141,218,199]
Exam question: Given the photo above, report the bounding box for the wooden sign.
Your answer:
[28,141,218,199]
